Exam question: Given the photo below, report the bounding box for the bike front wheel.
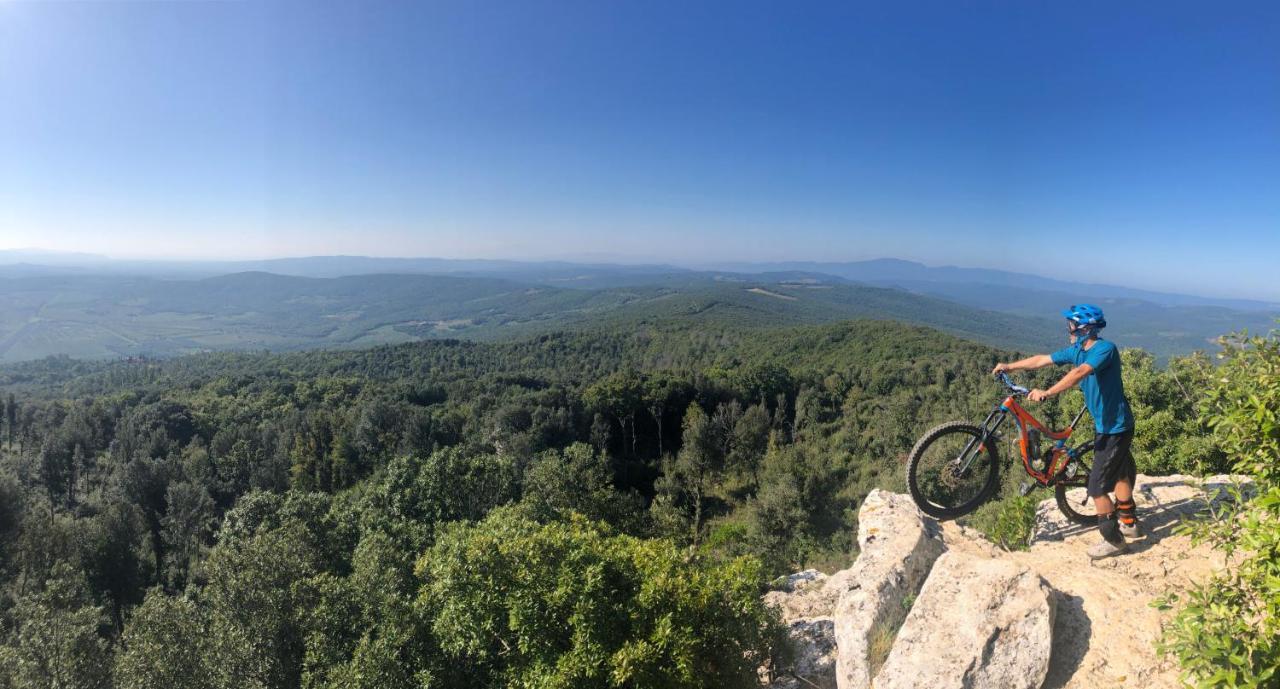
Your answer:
[906,421,1001,520]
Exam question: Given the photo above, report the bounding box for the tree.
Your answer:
[730,403,771,489]
[519,442,644,531]
[712,400,743,474]
[746,475,808,573]
[200,528,320,689]
[114,591,213,689]
[584,372,644,457]
[118,456,172,579]
[352,398,404,469]
[369,447,518,537]
[0,472,23,570]
[7,392,18,450]
[643,373,692,458]
[298,532,439,689]
[0,563,112,689]
[589,412,612,455]
[419,509,785,689]
[161,481,217,590]
[657,403,726,547]
[37,437,74,517]
[791,386,822,441]
[732,362,794,408]
[1122,349,1228,475]
[82,500,150,635]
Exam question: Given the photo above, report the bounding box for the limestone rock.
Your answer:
[762,568,846,688]
[832,488,946,689]
[873,550,1056,689]
[761,570,840,689]
[762,618,838,689]
[764,569,834,621]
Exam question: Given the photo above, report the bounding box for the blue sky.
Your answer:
[0,1,1277,299]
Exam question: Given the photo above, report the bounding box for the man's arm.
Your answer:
[1028,363,1093,402]
[991,354,1054,375]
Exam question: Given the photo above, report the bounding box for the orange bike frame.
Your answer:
[1000,395,1089,485]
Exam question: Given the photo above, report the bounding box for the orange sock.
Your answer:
[1116,497,1137,526]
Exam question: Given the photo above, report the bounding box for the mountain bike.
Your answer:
[905,372,1097,524]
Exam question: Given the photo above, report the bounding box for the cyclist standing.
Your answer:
[991,304,1140,559]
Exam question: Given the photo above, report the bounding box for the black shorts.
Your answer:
[1088,429,1137,498]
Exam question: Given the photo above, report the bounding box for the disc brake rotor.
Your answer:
[940,460,967,489]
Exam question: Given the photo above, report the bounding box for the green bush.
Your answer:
[1157,330,1280,688]
[1124,349,1231,476]
[968,493,1038,552]
[418,508,788,689]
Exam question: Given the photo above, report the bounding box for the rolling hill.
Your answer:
[0,271,1057,362]
[2,254,1273,363]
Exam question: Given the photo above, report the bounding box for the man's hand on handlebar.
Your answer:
[991,362,1010,376]
[1027,389,1050,403]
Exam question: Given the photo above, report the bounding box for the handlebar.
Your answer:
[996,371,1030,396]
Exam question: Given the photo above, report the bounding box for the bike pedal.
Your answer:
[1019,481,1036,497]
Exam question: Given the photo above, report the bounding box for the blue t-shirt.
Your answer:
[1050,339,1134,435]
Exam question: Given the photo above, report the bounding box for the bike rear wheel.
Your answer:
[1054,453,1097,525]
[907,421,1001,520]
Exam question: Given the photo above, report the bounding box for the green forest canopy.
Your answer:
[0,318,1249,688]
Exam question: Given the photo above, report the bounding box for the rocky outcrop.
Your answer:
[761,571,839,689]
[831,489,946,689]
[763,618,838,689]
[873,551,1056,689]
[761,474,1252,689]
[761,490,946,689]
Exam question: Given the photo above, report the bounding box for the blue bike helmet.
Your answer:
[1062,303,1106,329]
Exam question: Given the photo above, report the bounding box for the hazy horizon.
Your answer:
[4,245,1280,305]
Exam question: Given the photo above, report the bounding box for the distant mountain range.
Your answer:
[0,251,1274,363]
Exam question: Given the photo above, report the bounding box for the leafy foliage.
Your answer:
[1123,349,1230,475]
[968,493,1039,552]
[0,564,112,689]
[420,509,785,689]
[1157,329,1280,688]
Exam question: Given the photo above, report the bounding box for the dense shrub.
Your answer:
[1158,330,1280,687]
[968,492,1039,551]
[419,508,787,689]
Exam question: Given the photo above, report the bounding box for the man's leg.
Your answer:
[1114,481,1139,537]
[1113,432,1141,537]
[1087,434,1129,559]
[1114,479,1132,504]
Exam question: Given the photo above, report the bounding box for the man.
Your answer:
[991,303,1139,559]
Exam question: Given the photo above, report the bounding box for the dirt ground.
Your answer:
[942,474,1246,689]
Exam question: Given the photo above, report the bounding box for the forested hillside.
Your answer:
[0,320,1235,688]
[6,257,1274,362]
[0,269,1100,362]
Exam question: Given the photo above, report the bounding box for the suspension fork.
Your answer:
[956,406,1009,473]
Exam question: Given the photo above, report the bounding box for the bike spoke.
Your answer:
[915,431,992,510]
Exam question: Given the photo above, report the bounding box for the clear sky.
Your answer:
[1,1,1277,299]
